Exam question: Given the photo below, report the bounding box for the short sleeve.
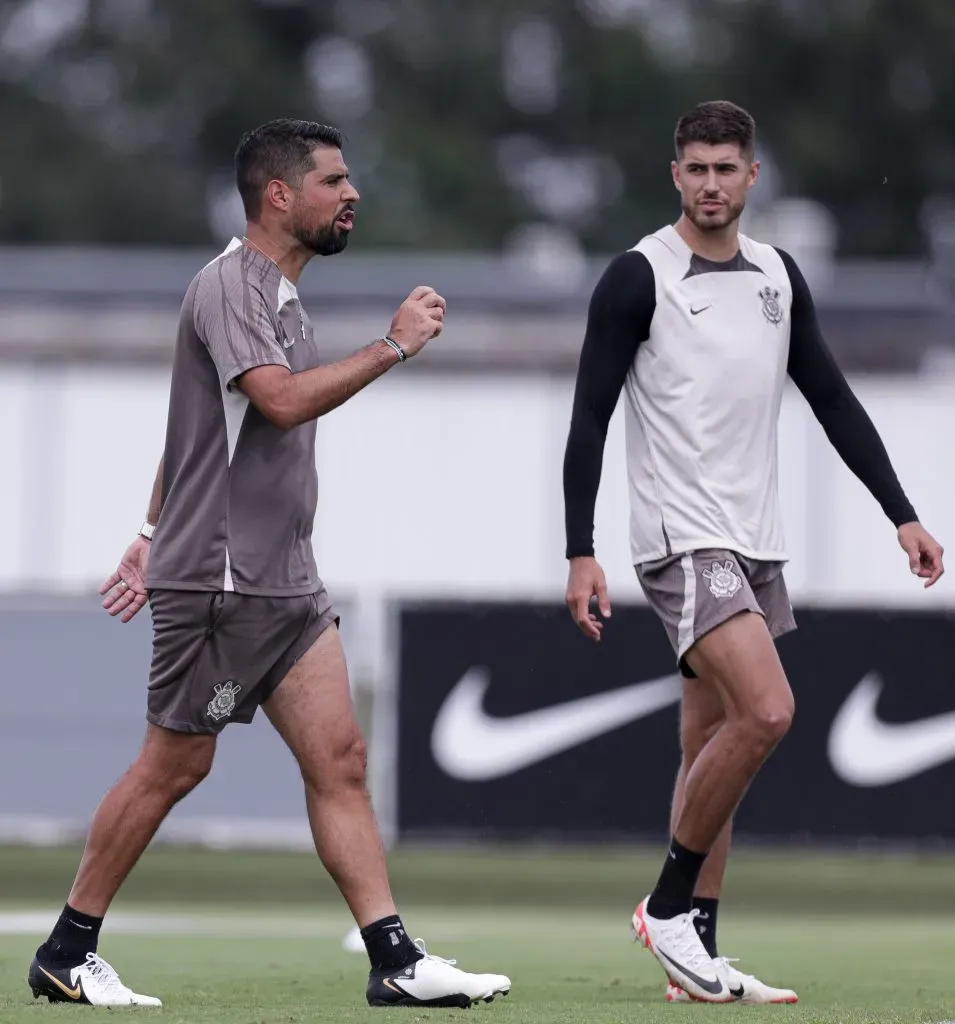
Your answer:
[193,260,290,391]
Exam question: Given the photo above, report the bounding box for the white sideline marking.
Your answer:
[0,908,621,940]
[0,911,349,938]
[0,816,316,851]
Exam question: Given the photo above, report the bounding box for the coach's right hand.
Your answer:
[101,535,150,623]
[388,286,447,357]
[566,556,611,642]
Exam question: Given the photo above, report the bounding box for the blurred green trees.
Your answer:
[1,0,952,256]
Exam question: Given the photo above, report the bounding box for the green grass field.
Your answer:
[0,844,951,1023]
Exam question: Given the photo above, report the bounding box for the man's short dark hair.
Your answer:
[235,118,344,219]
[674,101,756,161]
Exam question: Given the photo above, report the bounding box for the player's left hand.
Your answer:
[897,522,944,588]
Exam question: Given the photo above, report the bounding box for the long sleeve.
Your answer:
[563,251,656,558]
[779,248,918,528]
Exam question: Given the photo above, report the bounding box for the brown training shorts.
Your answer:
[636,549,796,678]
[146,588,338,734]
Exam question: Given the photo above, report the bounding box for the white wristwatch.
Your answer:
[139,521,156,541]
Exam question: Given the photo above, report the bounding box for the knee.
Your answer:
[134,746,213,802]
[171,755,213,799]
[337,734,368,787]
[303,731,368,794]
[741,694,794,749]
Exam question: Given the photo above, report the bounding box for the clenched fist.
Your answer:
[388,286,447,358]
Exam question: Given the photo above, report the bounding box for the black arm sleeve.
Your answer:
[563,251,655,558]
[779,248,918,528]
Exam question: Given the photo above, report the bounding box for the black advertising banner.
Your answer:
[396,603,955,842]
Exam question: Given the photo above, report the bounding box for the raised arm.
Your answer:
[197,274,445,430]
[238,340,405,429]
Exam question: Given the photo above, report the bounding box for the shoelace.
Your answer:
[82,953,128,996]
[667,909,715,970]
[413,938,457,967]
[715,956,754,981]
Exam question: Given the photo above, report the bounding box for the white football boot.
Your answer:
[631,897,734,1003]
[366,938,511,1008]
[666,957,798,1004]
[29,951,162,1007]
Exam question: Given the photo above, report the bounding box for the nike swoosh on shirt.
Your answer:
[431,668,682,781]
[828,672,955,786]
[690,305,711,315]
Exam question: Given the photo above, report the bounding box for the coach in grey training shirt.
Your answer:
[133,123,445,733]
[142,234,336,732]
[148,237,323,596]
[27,120,513,1009]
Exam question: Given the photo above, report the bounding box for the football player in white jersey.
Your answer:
[562,100,944,1004]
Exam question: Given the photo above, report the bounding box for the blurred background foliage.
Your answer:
[2,0,955,256]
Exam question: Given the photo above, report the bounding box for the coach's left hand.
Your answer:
[898,522,944,588]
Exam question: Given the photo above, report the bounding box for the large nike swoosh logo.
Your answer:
[828,672,955,786]
[658,950,725,996]
[431,669,682,781]
[37,966,82,1001]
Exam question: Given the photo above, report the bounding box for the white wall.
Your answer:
[1,364,952,608]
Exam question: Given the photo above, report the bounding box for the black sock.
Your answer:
[691,896,719,958]
[37,904,103,965]
[645,838,708,920]
[360,915,423,973]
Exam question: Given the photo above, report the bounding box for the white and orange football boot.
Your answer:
[666,957,798,1004]
[631,897,734,1003]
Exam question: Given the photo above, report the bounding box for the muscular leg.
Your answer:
[265,624,512,1004]
[646,612,792,923]
[69,725,216,916]
[263,624,395,929]
[670,676,731,900]
[674,612,794,853]
[35,722,214,990]
[656,625,800,1003]
[638,612,793,1001]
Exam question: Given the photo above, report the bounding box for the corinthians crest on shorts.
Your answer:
[758,286,784,326]
[207,680,242,721]
[702,560,742,599]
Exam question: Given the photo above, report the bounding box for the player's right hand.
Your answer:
[100,535,151,623]
[388,286,447,357]
[566,556,611,642]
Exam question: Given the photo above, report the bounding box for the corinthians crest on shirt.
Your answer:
[758,286,784,325]
[207,680,242,721]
